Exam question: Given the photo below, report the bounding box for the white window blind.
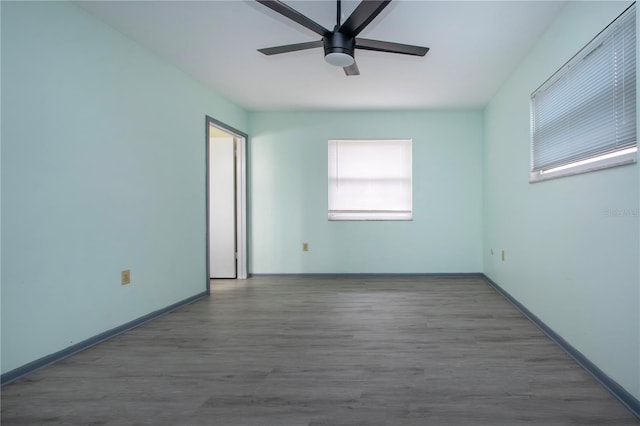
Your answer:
[530,3,636,182]
[328,139,412,221]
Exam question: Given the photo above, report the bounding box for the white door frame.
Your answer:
[205,116,248,292]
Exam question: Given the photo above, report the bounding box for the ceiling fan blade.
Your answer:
[256,0,331,37]
[356,38,429,56]
[258,40,323,55]
[343,61,360,76]
[338,0,391,37]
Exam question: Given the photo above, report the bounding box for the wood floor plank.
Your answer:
[1,276,638,425]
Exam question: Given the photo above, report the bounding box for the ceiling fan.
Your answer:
[256,0,429,76]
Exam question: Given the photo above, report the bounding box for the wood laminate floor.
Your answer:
[2,276,638,425]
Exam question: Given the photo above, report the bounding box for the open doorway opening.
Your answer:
[206,116,247,291]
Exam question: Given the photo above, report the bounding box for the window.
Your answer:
[328,139,412,221]
[530,3,636,182]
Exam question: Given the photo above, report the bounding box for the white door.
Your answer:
[209,136,236,278]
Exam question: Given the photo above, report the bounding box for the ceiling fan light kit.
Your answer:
[256,0,429,76]
[324,32,355,67]
[325,52,355,67]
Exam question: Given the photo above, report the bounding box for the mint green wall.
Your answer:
[249,111,483,274]
[1,1,247,374]
[483,1,639,399]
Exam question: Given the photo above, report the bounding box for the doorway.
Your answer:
[206,116,247,290]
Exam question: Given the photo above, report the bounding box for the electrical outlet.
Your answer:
[303,242,309,252]
[121,269,131,285]
[501,250,505,261]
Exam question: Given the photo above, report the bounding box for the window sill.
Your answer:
[530,148,637,183]
[328,211,413,221]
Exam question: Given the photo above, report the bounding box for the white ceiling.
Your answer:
[77,0,566,111]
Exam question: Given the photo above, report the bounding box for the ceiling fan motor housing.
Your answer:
[323,32,355,59]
